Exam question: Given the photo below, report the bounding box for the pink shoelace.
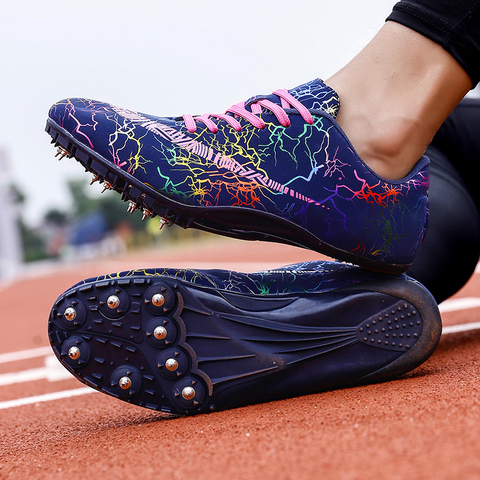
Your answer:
[182,89,314,134]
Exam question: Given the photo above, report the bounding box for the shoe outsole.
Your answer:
[48,272,441,415]
[45,119,410,274]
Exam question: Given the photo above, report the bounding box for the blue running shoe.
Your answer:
[46,79,429,273]
[48,261,441,415]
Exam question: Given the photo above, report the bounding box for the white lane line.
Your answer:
[0,387,95,410]
[0,346,52,364]
[442,321,480,335]
[0,367,65,387]
[439,297,480,313]
[0,355,71,386]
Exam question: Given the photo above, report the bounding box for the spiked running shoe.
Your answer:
[48,260,441,415]
[46,79,429,273]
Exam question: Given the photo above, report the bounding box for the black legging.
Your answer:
[408,98,480,303]
[384,2,480,300]
[388,1,480,86]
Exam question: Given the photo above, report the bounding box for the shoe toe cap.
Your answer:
[48,98,117,149]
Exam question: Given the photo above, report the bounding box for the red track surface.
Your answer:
[1,238,480,479]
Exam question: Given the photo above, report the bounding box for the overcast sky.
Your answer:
[1,0,393,224]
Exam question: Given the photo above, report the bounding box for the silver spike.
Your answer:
[127,201,137,214]
[107,295,120,309]
[118,376,132,390]
[64,307,77,321]
[68,346,81,360]
[55,146,69,160]
[153,325,167,340]
[165,358,179,372]
[152,293,165,307]
[158,217,168,230]
[101,182,112,193]
[182,386,195,400]
[142,209,152,221]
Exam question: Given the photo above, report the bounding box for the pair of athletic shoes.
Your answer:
[46,79,441,415]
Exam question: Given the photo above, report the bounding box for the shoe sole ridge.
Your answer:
[45,119,409,274]
[48,274,441,415]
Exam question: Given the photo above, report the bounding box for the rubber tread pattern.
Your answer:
[48,269,442,415]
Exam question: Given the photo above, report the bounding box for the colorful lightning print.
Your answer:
[48,78,429,266]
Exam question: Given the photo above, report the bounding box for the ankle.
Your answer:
[325,21,472,180]
[360,120,427,180]
[334,105,428,180]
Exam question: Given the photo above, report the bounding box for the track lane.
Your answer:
[1,238,480,479]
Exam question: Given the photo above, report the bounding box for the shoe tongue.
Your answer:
[244,78,340,118]
[288,79,340,118]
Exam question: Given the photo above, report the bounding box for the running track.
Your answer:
[1,238,479,479]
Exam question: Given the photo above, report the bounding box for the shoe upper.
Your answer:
[48,79,429,267]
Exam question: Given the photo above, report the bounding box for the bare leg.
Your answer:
[326,21,472,180]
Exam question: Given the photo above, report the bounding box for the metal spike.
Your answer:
[118,376,132,390]
[182,386,195,400]
[90,175,99,185]
[142,209,152,221]
[152,293,165,307]
[165,358,178,371]
[127,201,137,214]
[55,146,69,160]
[158,217,168,230]
[68,346,81,360]
[107,295,120,309]
[64,307,77,321]
[101,182,112,193]
[154,326,167,340]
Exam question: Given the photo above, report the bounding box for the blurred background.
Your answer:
[0,0,394,280]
